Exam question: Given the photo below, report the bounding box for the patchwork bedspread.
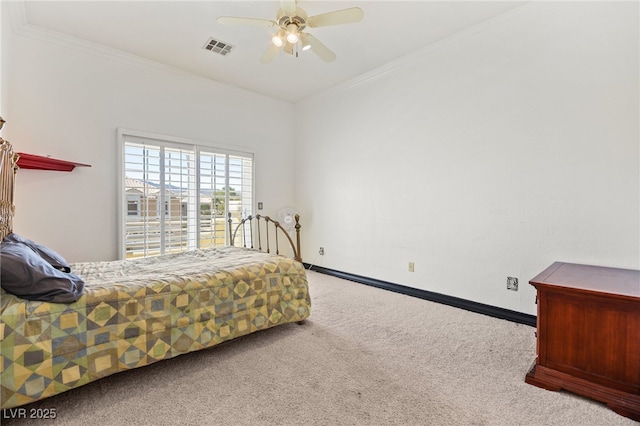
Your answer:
[0,247,311,408]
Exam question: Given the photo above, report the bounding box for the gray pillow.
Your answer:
[0,240,85,303]
[4,233,71,272]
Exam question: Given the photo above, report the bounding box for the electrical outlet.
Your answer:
[507,277,518,291]
[408,262,415,272]
[319,247,324,255]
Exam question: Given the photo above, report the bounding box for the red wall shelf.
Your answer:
[17,152,91,172]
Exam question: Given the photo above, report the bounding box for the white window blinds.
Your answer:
[121,133,253,259]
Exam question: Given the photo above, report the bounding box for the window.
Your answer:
[127,200,139,216]
[120,132,253,259]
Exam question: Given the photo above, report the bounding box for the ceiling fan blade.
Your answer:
[217,16,276,27]
[280,0,297,15]
[260,44,281,64]
[308,7,364,28]
[305,33,336,62]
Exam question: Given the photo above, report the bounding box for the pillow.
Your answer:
[3,233,71,272]
[0,240,85,303]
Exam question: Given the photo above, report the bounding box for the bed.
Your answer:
[0,129,311,409]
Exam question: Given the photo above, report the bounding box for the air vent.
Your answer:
[203,37,234,56]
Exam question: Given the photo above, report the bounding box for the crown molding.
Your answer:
[7,0,540,109]
[6,1,292,109]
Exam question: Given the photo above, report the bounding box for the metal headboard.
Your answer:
[0,118,19,241]
[228,212,302,262]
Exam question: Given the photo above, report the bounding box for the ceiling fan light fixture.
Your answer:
[286,23,299,44]
[300,33,311,51]
[272,29,285,47]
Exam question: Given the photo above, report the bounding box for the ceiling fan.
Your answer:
[217,0,364,63]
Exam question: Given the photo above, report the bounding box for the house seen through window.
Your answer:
[122,134,253,259]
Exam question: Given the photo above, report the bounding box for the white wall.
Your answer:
[2,7,295,262]
[3,2,638,316]
[294,1,640,315]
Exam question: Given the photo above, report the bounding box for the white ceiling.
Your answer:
[20,1,527,103]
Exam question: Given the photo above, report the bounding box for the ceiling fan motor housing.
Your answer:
[276,8,308,31]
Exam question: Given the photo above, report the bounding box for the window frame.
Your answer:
[117,129,255,260]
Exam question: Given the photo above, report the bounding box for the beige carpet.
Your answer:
[2,270,636,425]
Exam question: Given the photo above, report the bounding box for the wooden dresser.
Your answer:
[525,262,640,421]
